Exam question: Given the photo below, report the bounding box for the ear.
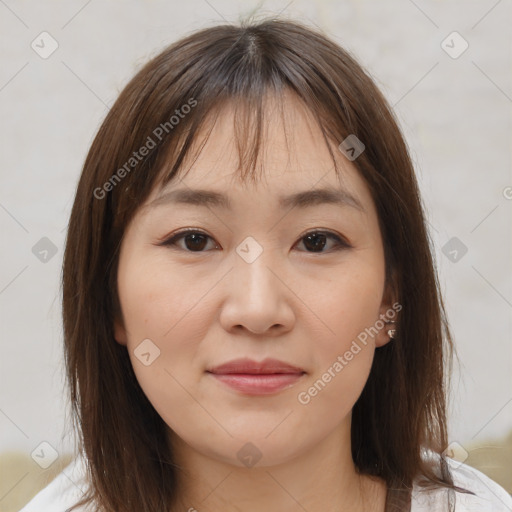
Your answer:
[114,314,128,346]
[375,270,400,348]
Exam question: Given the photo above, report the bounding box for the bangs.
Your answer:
[151,88,347,198]
[110,19,371,235]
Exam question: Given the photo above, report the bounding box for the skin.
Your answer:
[114,91,396,512]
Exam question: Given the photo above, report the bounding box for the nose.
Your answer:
[218,251,295,336]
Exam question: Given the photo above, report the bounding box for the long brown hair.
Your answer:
[62,14,472,512]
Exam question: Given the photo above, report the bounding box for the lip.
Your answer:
[207,357,305,374]
[206,358,306,396]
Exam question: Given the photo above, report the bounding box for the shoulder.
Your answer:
[18,454,91,512]
[411,456,512,512]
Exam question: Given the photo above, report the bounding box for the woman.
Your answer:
[20,16,512,512]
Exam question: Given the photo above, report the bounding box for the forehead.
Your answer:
[144,91,375,216]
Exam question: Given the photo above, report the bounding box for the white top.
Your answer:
[19,454,512,511]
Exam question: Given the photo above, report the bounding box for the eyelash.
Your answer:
[158,228,351,254]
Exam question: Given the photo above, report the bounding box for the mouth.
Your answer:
[207,373,306,395]
[206,358,306,396]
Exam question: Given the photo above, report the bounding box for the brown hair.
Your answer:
[62,14,472,512]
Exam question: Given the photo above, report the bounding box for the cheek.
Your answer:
[295,342,374,436]
[300,265,383,403]
[117,256,216,408]
[118,264,212,435]
[297,281,381,417]
[314,265,384,349]
[118,254,213,346]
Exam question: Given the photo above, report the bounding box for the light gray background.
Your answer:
[1,0,511,463]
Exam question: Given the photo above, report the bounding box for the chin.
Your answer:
[188,425,313,469]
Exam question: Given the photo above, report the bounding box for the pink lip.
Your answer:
[206,358,306,396]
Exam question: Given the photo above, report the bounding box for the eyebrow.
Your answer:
[145,186,365,213]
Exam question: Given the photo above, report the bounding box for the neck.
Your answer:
[167,419,387,512]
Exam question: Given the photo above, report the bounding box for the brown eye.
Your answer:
[160,229,350,254]
[161,230,217,252]
[295,231,350,253]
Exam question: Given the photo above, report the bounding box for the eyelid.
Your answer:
[156,227,209,244]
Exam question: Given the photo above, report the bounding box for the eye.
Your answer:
[159,229,218,252]
[159,229,351,253]
[294,230,351,253]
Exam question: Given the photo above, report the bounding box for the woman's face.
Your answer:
[114,94,396,468]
